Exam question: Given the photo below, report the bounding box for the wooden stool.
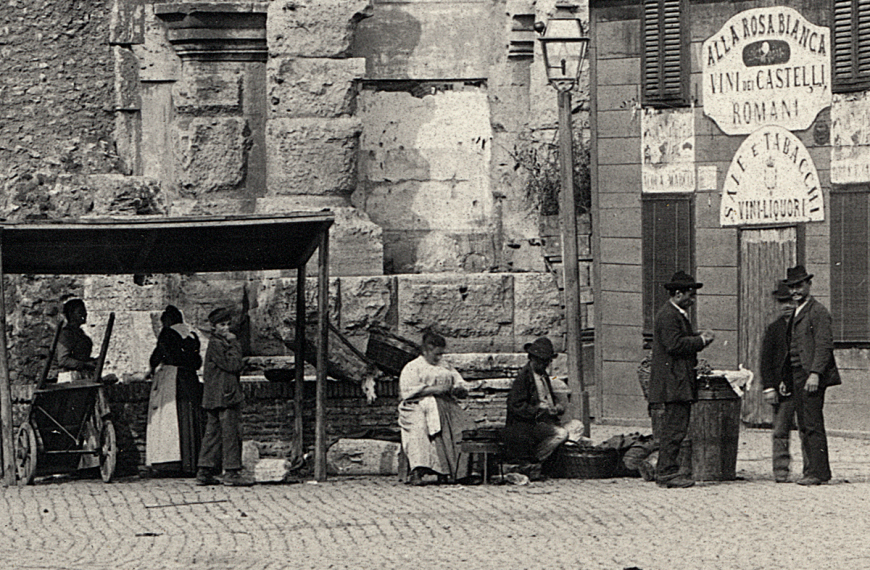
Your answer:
[459,440,504,484]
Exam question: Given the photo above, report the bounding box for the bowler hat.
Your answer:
[208,306,233,325]
[772,281,792,301]
[663,270,703,292]
[524,337,556,360]
[783,265,813,287]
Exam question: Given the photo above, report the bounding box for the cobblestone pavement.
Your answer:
[3,426,870,570]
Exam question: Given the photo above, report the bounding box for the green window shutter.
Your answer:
[642,194,694,334]
[833,0,870,92]
[642,0,687,107]
[831,187,870,342]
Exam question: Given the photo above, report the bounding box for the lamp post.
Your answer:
[538,3,590,437]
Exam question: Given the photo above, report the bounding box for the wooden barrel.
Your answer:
[690,377,741,481]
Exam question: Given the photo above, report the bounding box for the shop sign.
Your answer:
[702,7,830,136]
[720,126,823,226]
[641,107,695,193]
[832,92,870,184]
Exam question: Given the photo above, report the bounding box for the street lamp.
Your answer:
[537,3,590,437]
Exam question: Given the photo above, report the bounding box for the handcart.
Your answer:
[14,313,117,485]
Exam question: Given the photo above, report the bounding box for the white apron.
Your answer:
[146,365,180,465]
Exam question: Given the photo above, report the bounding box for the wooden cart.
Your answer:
[15,313,117,485]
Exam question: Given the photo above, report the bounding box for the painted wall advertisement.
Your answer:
[641,107,695,193]
[702,7,830,136]
[832,91,870,184]
[720,126,823,226]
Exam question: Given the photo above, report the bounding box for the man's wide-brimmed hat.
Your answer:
[783,265,813,287]
[663,270,703,292]
[772,281,792,301]
[524,337,556,360]
[208,306,233,325]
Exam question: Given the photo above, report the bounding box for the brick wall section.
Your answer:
[11,380,512,475]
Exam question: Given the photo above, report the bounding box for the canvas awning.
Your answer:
[0,213,334,484]
[0,213,333,275]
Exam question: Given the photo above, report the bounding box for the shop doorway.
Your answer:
[739,226,798,426]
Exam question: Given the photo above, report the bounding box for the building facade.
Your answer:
[591,0,870,433]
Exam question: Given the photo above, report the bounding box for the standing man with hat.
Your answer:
[649,271,715,488]
[503,337,569,472]
[760,281,796,482]
[782,265,840,485]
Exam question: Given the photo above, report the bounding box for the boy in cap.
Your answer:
[503,336,569,473]
[761,281,796,482]
[649,271,715,488]
[196,307,251,486]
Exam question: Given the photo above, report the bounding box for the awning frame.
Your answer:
[0,213,334,485]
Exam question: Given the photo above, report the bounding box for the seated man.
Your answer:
[502,337,569,473]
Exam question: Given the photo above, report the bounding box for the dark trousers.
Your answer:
[792,367,831,481]
[772,396,799,479]
[198,405,242,472]
[655,401,692,483]
[649,403,692,478]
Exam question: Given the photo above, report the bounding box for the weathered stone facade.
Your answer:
[1,0,597,467]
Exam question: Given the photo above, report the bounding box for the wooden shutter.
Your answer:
[642,0,687,107]
[831,187,870,342]
[834,0,870,92]
[642,194,694,334]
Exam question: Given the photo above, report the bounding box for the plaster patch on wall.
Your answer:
[831,92,870,184]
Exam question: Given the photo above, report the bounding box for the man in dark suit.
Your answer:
[760,281,796,483]
[783,265,841,485]
[503,337,569,470]
[649,271,715,488]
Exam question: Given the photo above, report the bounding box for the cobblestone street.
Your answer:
[3,426,870,570]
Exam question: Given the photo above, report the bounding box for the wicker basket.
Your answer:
[637,357,651,401]
[558,445,619,479]
[365,329,419,377]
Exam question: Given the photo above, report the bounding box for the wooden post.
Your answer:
[314,230,329,481]
[0,230,14,485]
[558,88,590,438]
[294,265,306,464]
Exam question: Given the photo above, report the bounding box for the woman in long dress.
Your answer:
[398,330,472,485]
[146,305,204,475]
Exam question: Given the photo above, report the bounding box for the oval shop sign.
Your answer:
[702,7,830,136]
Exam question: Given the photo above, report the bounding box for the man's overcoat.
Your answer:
[648,301,706,404]
[791,296,841,388]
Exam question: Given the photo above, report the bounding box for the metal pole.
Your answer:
[294,265,306,466]
[557,88,590,438]
[314,230,329,481]
[0,230,14,485]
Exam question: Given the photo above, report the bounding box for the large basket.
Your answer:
[637,357,651,401]
[558,445,619,479]
[365,328,419,377]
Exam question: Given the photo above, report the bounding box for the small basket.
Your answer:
[366,328,419,377]
[558,445,619,479]
[637,357,651,401]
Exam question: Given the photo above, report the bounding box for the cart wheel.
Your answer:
[15,421,37,486]
[99,420,117,483]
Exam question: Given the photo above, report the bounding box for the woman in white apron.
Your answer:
[146,305,203,476]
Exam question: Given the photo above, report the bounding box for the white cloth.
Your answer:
[146,365,181,465]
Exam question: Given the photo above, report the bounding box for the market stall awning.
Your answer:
[0,212,334,275]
